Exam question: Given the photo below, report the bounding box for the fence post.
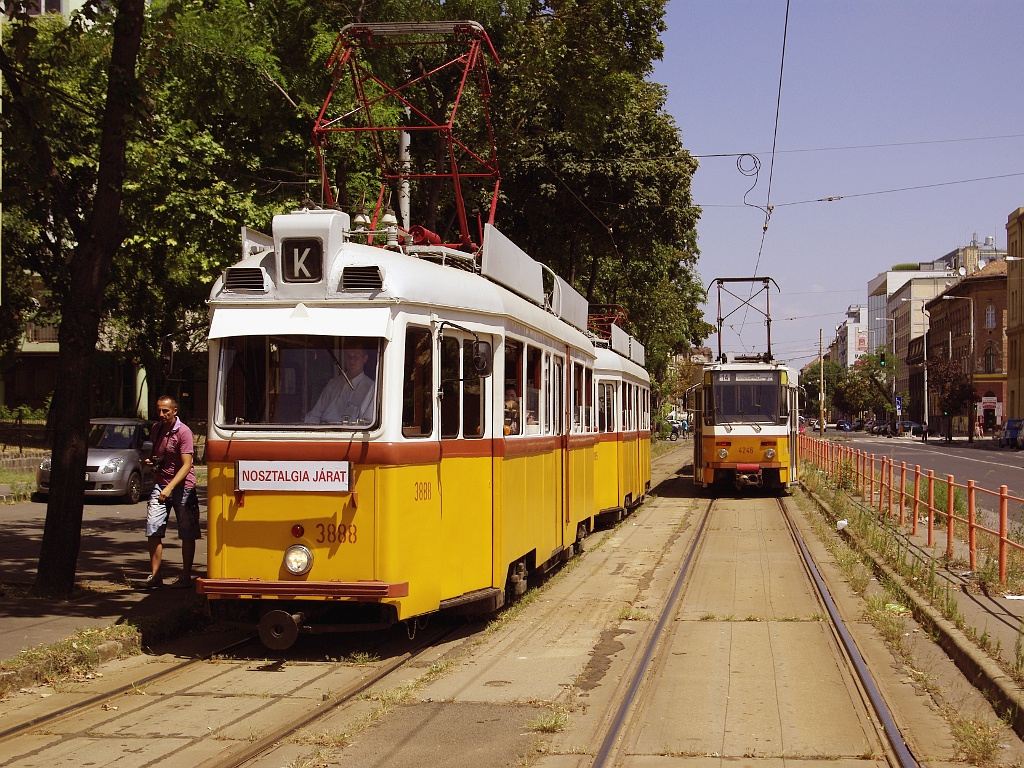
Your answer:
[859,450,865,500]
[912,465,921,537]
[1000,485,1009,587]
[887,458,894,517]
[946,475,955,562]
[869,455,876,511]
[967,480,977,572]
[899,462,907,526]
[927,469,935,548]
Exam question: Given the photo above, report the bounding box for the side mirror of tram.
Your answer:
[472,341,493,376]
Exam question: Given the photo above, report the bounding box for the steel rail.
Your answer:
[591,498,714,768]
[0,633,258,744]
[205,624,460,768]
[778,496,920,768]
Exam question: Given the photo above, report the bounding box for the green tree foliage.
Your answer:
[798,360,843,418]
[928,357,977,442]
[2,0,146,597]
[2,0,707,590]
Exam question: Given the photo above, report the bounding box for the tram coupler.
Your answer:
[259,609,306,650]
[734,464,764,489]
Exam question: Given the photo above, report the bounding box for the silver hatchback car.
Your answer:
[37,418,156,504]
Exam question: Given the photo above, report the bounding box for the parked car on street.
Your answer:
[36,418,155,503]
[895,420,922,436]
[1000,418,1024,448]
[835,420,852,431]
[852,418,865,431]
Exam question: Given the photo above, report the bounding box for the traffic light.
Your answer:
[879,351,886,367]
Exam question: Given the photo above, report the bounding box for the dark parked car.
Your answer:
[37,418,155,503]
[1000,418,1024,448]
[852,419,865,431]
[895,420,922,436]
[835,420,852,431]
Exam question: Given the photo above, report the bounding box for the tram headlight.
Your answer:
[283,545,313,575]
[717,448,728,459]
[765,448,776,459]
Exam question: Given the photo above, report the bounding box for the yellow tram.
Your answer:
[689,359,800,492]
[195,21,652,647]
[688,276,801,492]
[197,213,652,647]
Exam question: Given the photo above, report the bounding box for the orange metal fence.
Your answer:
[800,434,1024,586]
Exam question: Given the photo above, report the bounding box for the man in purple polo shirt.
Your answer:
[141,396,201,589]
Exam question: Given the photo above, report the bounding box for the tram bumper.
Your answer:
[196,578,409,599]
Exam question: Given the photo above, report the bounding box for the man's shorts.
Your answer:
[146,485,202,540]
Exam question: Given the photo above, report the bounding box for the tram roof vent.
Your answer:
[224,267,271,293]
[341,265,384,292]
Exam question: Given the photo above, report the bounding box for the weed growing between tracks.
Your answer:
[798,466,1010,766]
[0,624,140,697]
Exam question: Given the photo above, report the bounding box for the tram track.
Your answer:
[587,493,920,768]
[0,623,460,767]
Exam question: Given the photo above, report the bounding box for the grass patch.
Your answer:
[527,708,570,733]
[0,624,140,696]
[617,606,653,621]
[950,715,1004,766]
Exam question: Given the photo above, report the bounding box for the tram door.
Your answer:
[689,385,704,485]
[438,334,493,598]
[788,384,800,485]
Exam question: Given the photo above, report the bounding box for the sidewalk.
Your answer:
[0,486,208,664]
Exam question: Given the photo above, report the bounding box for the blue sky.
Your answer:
[653,1,1023,366]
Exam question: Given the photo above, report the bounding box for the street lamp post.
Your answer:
[942,295,975,441]
[901,298,930,428]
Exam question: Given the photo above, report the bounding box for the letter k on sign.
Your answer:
[282,238,323,283]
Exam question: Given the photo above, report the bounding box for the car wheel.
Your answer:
[124,471,143,504]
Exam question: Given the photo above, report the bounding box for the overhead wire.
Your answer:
[730,0,789,356]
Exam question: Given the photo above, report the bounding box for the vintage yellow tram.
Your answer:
[197,213,652,647]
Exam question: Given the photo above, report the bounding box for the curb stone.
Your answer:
[0,631,141,695]
[800,482,1024,737]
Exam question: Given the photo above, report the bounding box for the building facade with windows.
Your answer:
[925,259,1008,435]
[1006,208,1024,419]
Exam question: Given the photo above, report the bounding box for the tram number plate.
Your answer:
[414,481,432,501]
[737,446,755,456]
[315,523,357,544]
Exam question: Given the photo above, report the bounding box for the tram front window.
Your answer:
[712,371,779,424]
[219,335,381,428]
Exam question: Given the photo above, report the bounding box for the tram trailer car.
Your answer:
[593,342,651,526]
[690,361,799,492]
[197,208,651,648]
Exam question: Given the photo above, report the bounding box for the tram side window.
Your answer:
[440,337,460,439]
[597,382,608,432]
[550,356,564,435]
[504,339,523,436]
[584,368,594,432]
[463,341,484,438]
[571,362,584,432]
[526,346,542,434]
[621,383,633,432]
[403,327,433,438]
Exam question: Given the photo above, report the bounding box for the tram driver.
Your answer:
[304,341,376,425]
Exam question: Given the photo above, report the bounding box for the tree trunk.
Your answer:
[33,0,145,598]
